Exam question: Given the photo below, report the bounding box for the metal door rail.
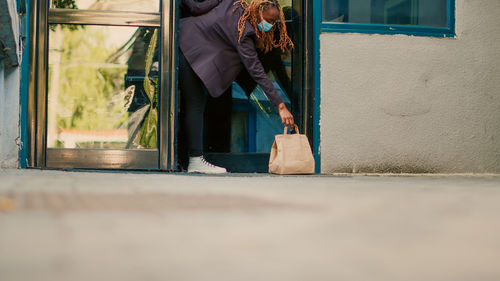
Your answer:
[49,9,161,27]
[46,148,158,169]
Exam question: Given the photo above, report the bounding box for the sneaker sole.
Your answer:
[187,169,227,174]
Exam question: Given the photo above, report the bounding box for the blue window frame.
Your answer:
[321,0,455,37]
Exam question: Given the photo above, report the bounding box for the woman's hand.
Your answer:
[278,102,294,128]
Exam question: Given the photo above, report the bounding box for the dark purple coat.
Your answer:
[179,0,284,106]
[180,0,221,17]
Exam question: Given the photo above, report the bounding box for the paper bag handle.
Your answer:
[283,124,300,135]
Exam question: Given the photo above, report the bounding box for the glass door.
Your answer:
[30,0,177,169]
[201,0,313,173]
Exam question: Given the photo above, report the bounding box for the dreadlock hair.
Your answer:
[233,0,294,53]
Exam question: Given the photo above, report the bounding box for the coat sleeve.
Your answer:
[180,0,221,16]
[236,34,284,107]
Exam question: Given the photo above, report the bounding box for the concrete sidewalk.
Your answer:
[0,169,499,281]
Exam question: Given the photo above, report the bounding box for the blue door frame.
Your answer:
[312,0,321,173]
[18,0,30,168]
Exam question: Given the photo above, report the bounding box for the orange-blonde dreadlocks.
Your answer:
[233,0,294,53]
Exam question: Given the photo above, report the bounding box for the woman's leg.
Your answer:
[178,51,207,157]
[178,51,226,173]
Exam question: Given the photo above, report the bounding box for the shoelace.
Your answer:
[200,156,217,168]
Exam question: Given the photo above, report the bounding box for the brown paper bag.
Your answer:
[268,125,315,175]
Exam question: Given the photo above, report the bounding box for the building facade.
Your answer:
[0,0,499,173]
[319,0,500,173]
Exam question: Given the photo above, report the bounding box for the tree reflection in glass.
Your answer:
[47,25,159,149]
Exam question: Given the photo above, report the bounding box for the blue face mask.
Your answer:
[257,19,274,32]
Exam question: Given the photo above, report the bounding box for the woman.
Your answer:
[179,0,295,173]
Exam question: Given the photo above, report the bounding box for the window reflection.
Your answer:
[323,0,447,27]
[47,24,159,149]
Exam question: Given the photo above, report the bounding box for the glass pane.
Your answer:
[204,67,293,154]
[234,81,291,153]
[204,83,292,154]
[50,0,159,13]
[279,0,293,21]
[47,24,159,149]
[323,0,448,27]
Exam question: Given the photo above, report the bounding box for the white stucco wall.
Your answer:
[0,62,20,168]
[0,0,20,168]
[320,0,500,173]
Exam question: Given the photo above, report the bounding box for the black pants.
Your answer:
[178,51,207,157]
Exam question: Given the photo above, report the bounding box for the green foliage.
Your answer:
[52,0,78,9]
[50,25,160,149]
[51,0,80,31]
[136,29,159,148]
[53,26,129,132]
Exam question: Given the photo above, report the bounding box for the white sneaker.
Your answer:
[188,156,227,174]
